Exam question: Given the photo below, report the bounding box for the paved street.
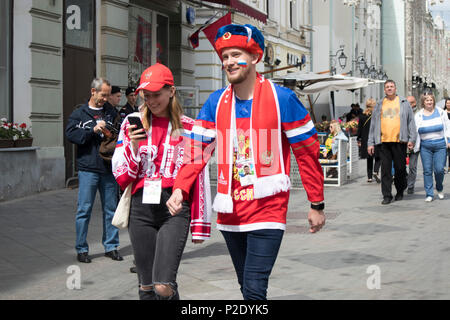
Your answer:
[1,160,450,300]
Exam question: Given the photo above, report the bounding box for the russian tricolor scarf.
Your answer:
[213,75,291,213]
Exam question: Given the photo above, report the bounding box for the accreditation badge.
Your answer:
[142,177,162,204]
[236,157,257,187]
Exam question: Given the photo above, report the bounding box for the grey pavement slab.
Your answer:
[1,160,450,300]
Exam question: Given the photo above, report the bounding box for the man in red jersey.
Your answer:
[167,24,325,300]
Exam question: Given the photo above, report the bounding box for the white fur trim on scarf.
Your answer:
[253,174,291,199]
[212,193,234,213]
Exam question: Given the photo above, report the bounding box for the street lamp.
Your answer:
[369,65,377,79]
[355,55,367,73]
[377,67,384,80]
[330,45,348,74]
[363,64,370,77]
[337,49,348,69]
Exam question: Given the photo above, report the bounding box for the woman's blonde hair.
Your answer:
[141,85,184,137]
[329,120,341,134]
[420,93,436,109]
[364,98,376,115]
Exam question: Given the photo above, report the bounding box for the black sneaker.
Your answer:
[77,252,92,263]
[381,197,393,205]
[407,188,414,195]
[395,193,403,201]
[105,250,124,261]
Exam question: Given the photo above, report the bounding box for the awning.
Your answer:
[273,73,369,121]
[202,0,267,23]
[273,72,370,94]
[300,75,369,94]
[272,72,335,90]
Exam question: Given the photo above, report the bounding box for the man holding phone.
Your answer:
[65,78,123,263]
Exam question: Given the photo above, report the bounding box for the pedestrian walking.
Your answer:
[367,80,417,205]
[444,98,450,172]
[166,23,325,300]
[413,93,450,202]
[112,63,211,300]
[65,78,123,263]
[357,98,381,183]
[406,95,420,194]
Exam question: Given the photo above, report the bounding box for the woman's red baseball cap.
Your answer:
[136,63,174,93]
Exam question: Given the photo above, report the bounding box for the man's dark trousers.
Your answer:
[379,142,407,199]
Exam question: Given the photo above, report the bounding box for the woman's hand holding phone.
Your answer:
[127,117,146,155]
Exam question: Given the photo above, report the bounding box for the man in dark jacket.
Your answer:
[65,77,123,263]
[118,87,139,122]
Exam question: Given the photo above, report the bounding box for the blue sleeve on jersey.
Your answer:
[274,84,309,123]
[196,88,226,123]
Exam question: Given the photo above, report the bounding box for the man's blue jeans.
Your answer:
[420,139,447,198]
[75,170,119,254]
[221,229,284,300]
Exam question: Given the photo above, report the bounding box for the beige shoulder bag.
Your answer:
[112,184,132,229]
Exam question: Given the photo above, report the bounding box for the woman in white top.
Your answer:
[414,94,450,202]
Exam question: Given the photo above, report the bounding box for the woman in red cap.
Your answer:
[112,63,211,300]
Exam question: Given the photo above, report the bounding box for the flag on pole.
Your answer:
[189,28,202,48]
[202,12,232,56]
[188,12,219,49]
[188,12,231,51]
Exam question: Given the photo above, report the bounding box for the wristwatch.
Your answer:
[310,202,325,211]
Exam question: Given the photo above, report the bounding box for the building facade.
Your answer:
[3,0,308,200]
[384,0,449,100]
[192,0,312,108]
[311,0,383,120]
[2,0,447,201]
[1,0,198,200]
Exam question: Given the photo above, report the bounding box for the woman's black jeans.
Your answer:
[128,188,191,300]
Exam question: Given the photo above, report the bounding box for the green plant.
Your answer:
[18,122,32,139]
[0,118,32,140]
[343,119,359,129]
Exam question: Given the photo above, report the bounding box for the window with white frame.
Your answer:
[289,0,299,30]
[266,0,276,21]
[0,0,12,120]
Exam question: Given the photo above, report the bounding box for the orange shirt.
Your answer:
[381,96,401,143]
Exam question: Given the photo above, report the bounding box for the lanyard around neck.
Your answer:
[146,116,172,178]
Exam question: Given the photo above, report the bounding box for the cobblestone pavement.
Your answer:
[1,161,450,300]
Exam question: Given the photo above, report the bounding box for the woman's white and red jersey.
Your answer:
[174,83,324,232]
[112,113,212,240]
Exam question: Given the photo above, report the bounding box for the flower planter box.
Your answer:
[14,138,33,148]
[0,139,15,148]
